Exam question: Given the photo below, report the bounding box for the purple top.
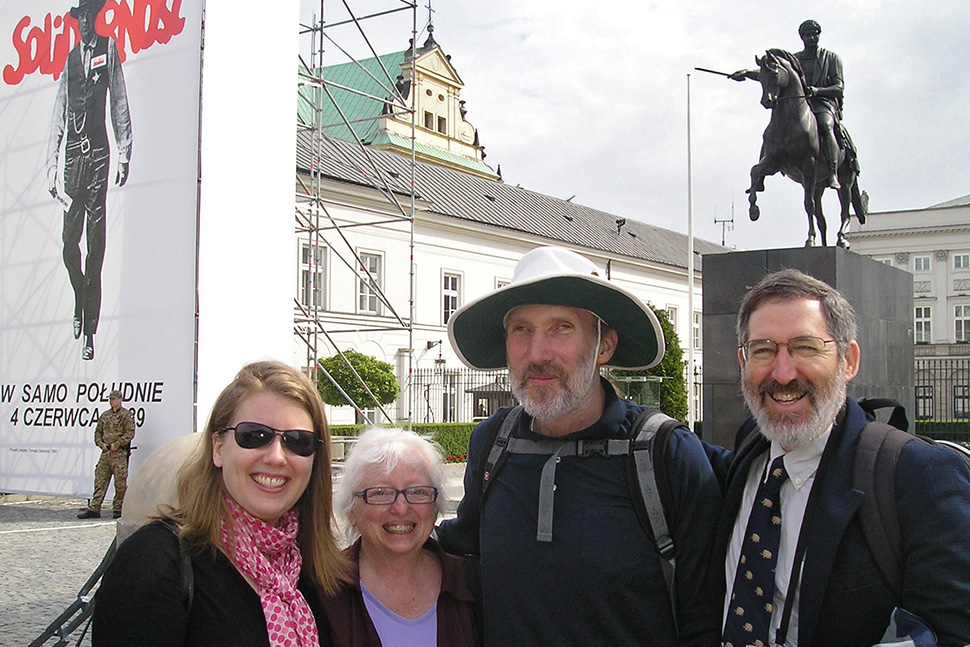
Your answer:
[360,579,437,647]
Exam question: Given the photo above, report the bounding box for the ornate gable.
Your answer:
[376,27,497,179]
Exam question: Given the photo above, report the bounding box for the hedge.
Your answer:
[914,421,970,443]
[330,422,477,462]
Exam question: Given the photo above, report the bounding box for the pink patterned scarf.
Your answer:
[220,496,320,647]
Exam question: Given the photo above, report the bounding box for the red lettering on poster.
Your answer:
[3,0,186,86]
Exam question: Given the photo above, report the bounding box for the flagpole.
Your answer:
[687,73,696,432]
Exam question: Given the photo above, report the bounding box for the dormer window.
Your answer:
[424,111,434,130]
[437,116,446,134]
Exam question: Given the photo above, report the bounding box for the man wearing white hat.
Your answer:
[437,246,720,647]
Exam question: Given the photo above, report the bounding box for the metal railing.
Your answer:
[411,367,514,424]
[409,368,668,424]
[914,357,970,442]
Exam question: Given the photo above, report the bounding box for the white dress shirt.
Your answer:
[723,429,831,646]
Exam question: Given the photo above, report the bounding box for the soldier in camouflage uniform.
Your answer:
[78,390,135,519]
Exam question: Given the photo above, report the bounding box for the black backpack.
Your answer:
[853,398,970,596]
[727,399,970,644]
[473,404,686,622]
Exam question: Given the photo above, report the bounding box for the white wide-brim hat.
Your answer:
[447,246,664,370]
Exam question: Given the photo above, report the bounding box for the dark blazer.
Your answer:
[712,397,970,647]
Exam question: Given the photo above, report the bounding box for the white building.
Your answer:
[846,195,970,421]
[295,30,726,425]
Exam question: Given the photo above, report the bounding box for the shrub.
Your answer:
[329,422,477,463]
[316,350,399,408]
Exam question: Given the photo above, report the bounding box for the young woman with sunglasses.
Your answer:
[320,427,481,647]
[94,361,346,646]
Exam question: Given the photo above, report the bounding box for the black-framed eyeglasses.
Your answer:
[219,422,322,457]
[354,486,439,505]
[740,336,837,363]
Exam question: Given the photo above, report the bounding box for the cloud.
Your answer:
[302,0,970,249]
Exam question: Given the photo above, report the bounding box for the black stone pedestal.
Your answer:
[701,247,913,448]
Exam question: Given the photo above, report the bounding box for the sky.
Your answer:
[299,1,970,251]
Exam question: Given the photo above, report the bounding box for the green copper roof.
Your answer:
[298,52,406,144]
[298,50,498,179]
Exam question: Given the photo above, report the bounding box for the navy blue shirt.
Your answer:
[437,382,721,647]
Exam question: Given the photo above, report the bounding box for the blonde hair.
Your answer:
[168,360,347,594]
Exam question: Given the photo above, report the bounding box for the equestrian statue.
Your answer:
[720,20,868,247]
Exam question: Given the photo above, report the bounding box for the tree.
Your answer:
[316,349,399,408]
[609,306,689,422]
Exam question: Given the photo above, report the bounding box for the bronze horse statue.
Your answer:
[746,49,867,247]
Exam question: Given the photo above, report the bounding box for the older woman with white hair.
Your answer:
[319,427,480,647]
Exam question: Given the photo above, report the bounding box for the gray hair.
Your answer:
[334,427,445,545]
[736,269,857,356]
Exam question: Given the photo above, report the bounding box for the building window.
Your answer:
[955,254,970,270]
[424,111,434,130]
[915,385,934,420]
[443,273,460,324]
[693,311,702,349]
[665,306,678,334]
[437,116,447,134]
[955,385,970,420]
[358,252,382,314]
[496,278,510,289]
[356,408,378,425]
[300,245,326,309]
[914,306,932,344]
[957,305,970,342]
[914,256,931,272]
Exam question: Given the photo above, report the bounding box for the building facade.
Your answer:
[295,30,726,426]
[846,196,970,423]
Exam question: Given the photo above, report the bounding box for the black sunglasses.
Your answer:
[219,422,322,457]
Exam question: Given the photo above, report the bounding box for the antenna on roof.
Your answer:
[616,218,627,234]
[714,202,735,247]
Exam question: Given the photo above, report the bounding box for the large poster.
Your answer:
[0,0,201,495]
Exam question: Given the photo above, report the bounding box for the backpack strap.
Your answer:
[160,519,195,613]
[479,405,523,504]
[505,435,636,542]
[853,420,909,596]
[857,397,910,432]
[475,405,682,626]
[627,408,682,628]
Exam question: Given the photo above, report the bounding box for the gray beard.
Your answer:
[743,368,846,450]
[511,343,599,421]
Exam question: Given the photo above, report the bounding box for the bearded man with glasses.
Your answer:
[709,269,970,647]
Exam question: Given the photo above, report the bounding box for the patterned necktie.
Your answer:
[723,454,789,647]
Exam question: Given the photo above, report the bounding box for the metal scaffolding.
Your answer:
[296,1,421,425]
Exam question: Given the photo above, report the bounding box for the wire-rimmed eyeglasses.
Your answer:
[740,336,837,363]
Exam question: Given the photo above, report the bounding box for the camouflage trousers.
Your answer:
[87,449,128,513]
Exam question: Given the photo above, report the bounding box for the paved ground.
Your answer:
[0,463,466,647]
[0,497,114,647]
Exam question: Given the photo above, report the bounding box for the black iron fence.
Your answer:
[411,367,513,424]
[410,361,969,441]
[914,357,970,442]
[410,367,667,424]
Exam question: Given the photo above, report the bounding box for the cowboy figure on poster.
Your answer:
[46,0,132,361]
